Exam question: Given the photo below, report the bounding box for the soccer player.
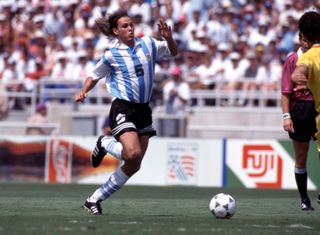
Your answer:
[75,10,178,215]
[281,32,317,211]
[291,10,320,207]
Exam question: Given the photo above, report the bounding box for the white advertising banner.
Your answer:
[128,138,223,187]
[226,139,316,189]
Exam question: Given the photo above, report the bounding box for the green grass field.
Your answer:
[1,183,320,235]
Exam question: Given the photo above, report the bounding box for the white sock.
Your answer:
[101,137,123,160]
[89,168,129,202]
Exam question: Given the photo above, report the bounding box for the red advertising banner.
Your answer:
[46,139,72,183]
[242,144,283,188]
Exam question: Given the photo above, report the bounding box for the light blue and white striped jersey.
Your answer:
[91,36,172,103]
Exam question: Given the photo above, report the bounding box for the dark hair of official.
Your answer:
[95,10,129,37]
[298,11,320,44]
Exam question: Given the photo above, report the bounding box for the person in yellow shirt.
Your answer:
[291,10,320,207]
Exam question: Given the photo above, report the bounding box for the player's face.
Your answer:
[300,33,312,52]
[113,16,135,46]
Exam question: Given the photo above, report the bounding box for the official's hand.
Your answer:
[283,119,294,133]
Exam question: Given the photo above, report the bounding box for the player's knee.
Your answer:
[124,158,141,175]
[125,148,143,161]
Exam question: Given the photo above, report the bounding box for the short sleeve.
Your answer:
[281,53,297,94]
[152,38,172,59]
[89,56,111,82]
[297,53,310,67]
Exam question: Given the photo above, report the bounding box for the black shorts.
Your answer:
[109,99,157,140]
[289,100,317,142]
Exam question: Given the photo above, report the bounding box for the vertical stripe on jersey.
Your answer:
[110,48,134,101]
[149,38,157,101]
[139,38,153,103]
[126,47,145,103]
[101,54,121,99]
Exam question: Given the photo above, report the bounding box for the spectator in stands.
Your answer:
[183,9,206,48]
[0,82,9,120]
[75,10,177,215]
[206,8,231,45]
[239,51,261,106]
[180,48,200,85]
[45,3,67,41]
[191,50,215,89]
[163,65,190,115]
[1,0,319,111]
[74,3,94,37]
[32,14,46,33]
[26,102,51,135]
[2,57,25,110]
[50,51,74,80]
[209,42,229,89]
[256,57,282,106]
[47,51,75,102]
[25,57,49,92]
[151,59,171,107]
[72,50,95,84]
[222,52,247,106]
[162,65,190,137]
[291,10,320,209]
[282,32,317,211]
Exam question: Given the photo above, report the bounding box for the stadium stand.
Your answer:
[0,0,318,138]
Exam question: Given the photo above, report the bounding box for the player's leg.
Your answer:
[318,150,320,204]
[121,134,149,176]
[317,149,320,204]
[293,140,314,210]
[85,132,149,214]
[84,162,129,215]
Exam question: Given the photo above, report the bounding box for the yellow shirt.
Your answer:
[297,45,320,150]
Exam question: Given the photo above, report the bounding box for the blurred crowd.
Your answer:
[0,0,319,111]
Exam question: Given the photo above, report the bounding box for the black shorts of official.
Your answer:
[289,100,318,142]
[109,98,157,141]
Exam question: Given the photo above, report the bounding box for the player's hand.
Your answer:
[75,90,87,102]
[292,73,307,92]
[283,119,294,133]
[293,84,308,92]
[157,19,172,40]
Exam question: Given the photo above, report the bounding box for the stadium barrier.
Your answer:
[190,89,281,107]
[0,80,285,139]
[0,121,60,135]
[0,79,281,110]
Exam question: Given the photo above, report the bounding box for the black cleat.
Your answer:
[301,198,314,211]
[91,136,106,168]
[84,199,103,215]
[317,193,320,204]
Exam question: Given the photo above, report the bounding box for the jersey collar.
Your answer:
[113,38,141,50]
[312,44,320,48]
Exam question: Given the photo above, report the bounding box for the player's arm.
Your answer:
[75,57,110,102]
[281,93,294,133]
[291,64,308,91]
[75,76,98,102]
[281,57,294,132]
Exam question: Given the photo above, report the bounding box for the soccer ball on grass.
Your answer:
[209,193,236,219]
